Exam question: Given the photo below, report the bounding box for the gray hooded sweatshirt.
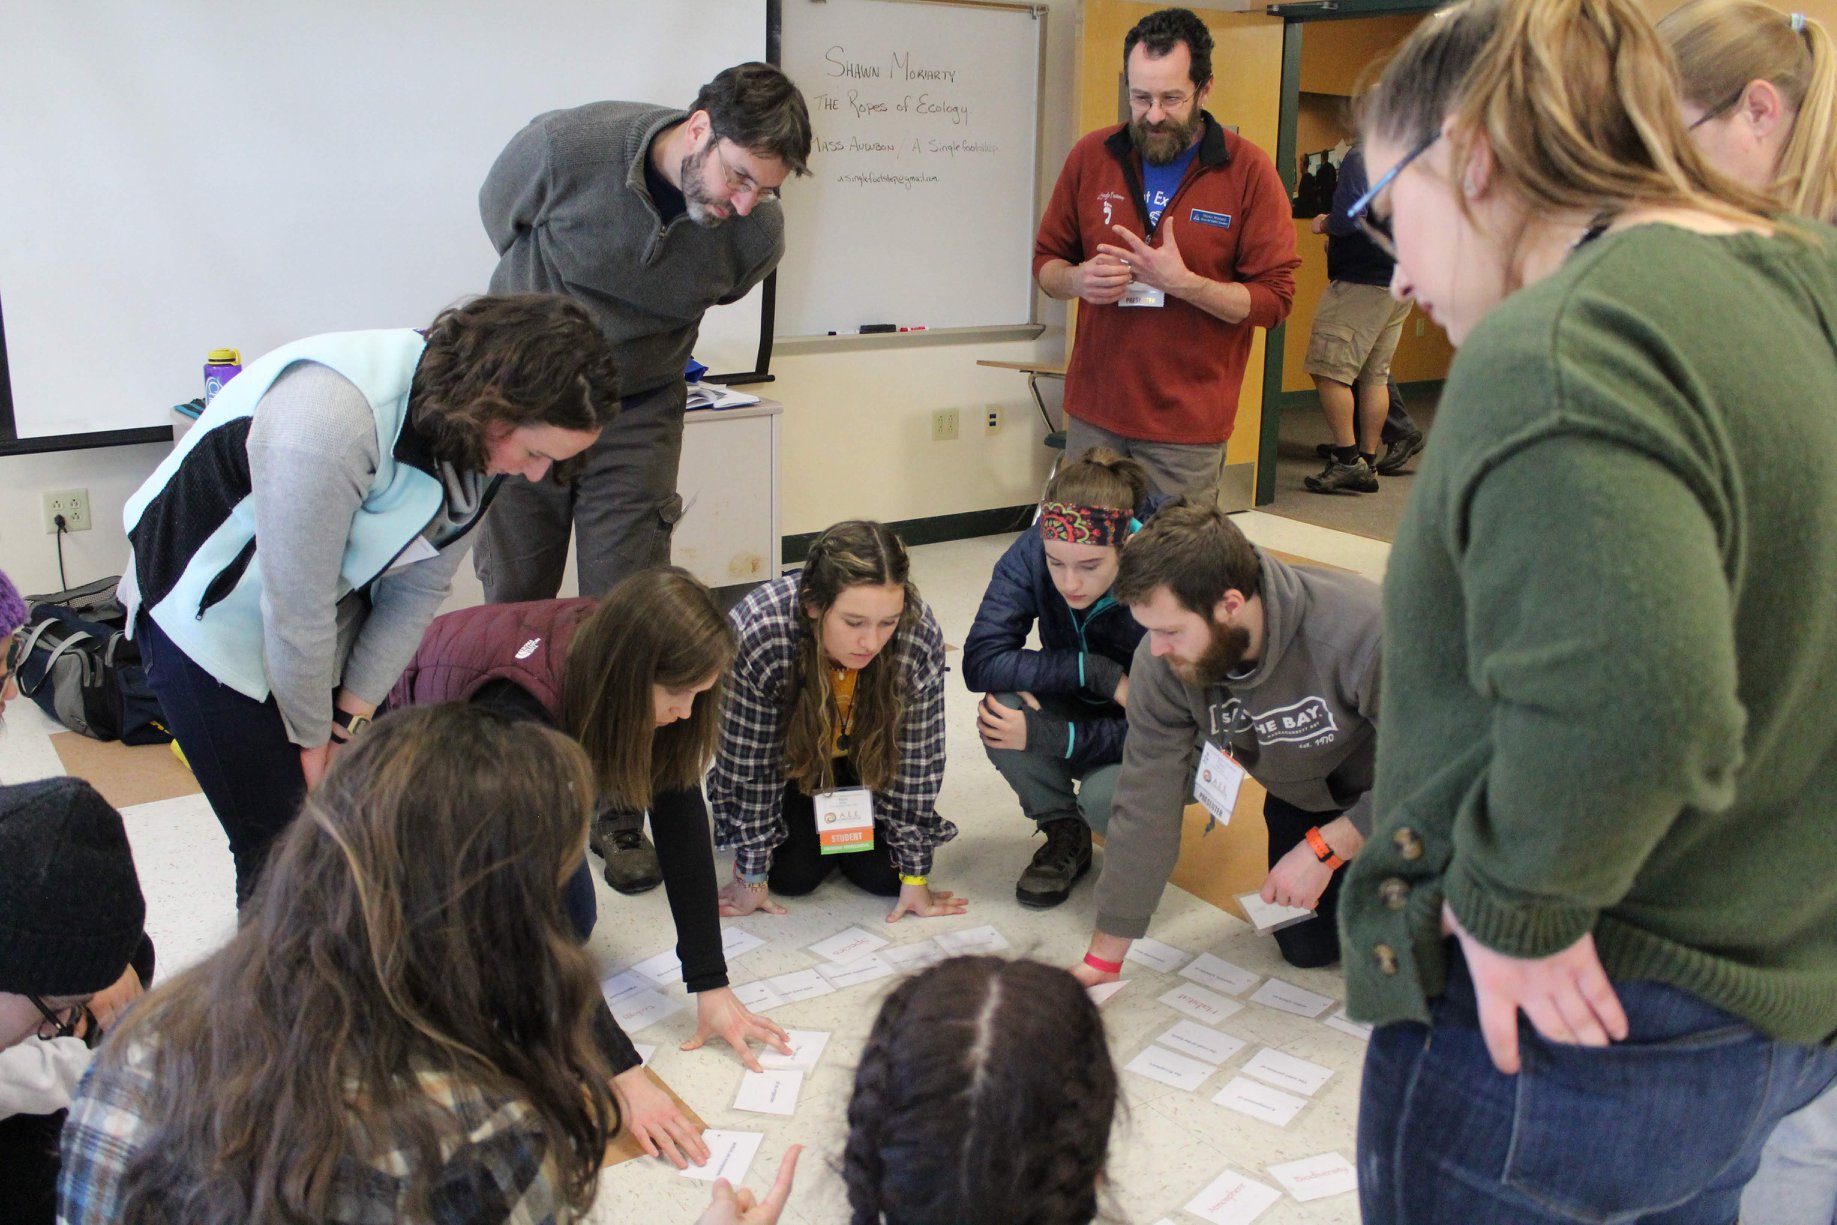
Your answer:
[1094,550,1382,939]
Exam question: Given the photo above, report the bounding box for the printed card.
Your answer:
[732,981,785,1012]
[1241,1048,1333,1097]
[679,1129,764,1182]
[1236,891,1317,934]
[881,940,946,970]
[1180,952,1261,997]
[1124,936,1193,974]
[1268,1152,1359,1202]
[600,970,652,1006]
[1325,1009,1374,1042]
[733,1069,803,1116]
[722,927,766,959]
[758,1029,830,1072]
[633,1043,656,1064]
[1248,977,1335,1018]
[808,926,889,965]
[632,948,685,986]
[1086,979,1130,1008]
[765,969,837,1004]
[610,988,686,1034]
[1184,1168,1284,1225]
[1156,1020,1247,1066]
[934,925,1010,955]
[1124,1045,1217,1093]
[817,955,895,989]
[1159,983,1246,1026]
[1211,1076,1308,1127]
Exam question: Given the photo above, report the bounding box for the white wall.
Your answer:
[0,0,1082,592]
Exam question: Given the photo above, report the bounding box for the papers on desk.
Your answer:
[686,381,762,411]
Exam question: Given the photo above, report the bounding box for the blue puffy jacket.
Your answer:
[961,494,1173,772]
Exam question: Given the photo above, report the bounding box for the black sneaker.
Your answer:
[1375,430,1426,475]
[1016,817,1092,909]
[591,814,663,894]
[1304,457,1379,494]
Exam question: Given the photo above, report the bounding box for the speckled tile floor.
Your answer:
[0,512,1386,1225]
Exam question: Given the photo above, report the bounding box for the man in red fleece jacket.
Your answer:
[1034,8,1299,501]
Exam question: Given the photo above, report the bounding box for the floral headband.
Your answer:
[1039,501,1132,548]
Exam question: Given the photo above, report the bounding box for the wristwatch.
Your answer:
[331,708,372,741]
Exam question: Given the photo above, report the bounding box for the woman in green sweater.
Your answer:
[1340,0,1837,1221]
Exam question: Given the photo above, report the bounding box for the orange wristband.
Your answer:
[1305,826,1344,870]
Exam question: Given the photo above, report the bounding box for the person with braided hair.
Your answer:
[842,956,1118,1225]
[962,448,1173,909]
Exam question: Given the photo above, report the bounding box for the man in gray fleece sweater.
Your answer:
[1071,501,1381,976]
[475,63,811,893]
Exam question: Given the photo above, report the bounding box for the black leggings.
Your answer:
[1262,793,1347,969]
[768,764,901,898]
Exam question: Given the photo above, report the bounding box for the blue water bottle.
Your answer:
[203,348,242,404]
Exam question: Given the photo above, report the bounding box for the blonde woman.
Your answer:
[1661,0,1837,222]
[1338,0,1837,1220]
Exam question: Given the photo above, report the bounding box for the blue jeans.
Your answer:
[1359,943,1837,1225]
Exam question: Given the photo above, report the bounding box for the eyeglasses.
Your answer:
[714,141,778,202]
[30,995,94,1042]
[1128,89,1194,113]
[1687,89,1743,131]
[1346,132,1440,259]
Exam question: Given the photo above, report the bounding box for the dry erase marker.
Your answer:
[899,326,927,332]
[858,323,898,334]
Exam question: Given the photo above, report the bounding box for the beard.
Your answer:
[678,145,727,229]
[1129,110,1202,166]
[1169,619,1252,688]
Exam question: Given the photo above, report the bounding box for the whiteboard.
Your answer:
[0,1,766,441]
[776,0,1043,335]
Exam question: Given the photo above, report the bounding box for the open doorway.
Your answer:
[1258,11,1455,540]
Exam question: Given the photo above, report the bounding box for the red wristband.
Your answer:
[1083,952,1124,975]
[1305,826,1345,871]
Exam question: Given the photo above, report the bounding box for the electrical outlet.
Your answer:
[930,408,960,441]
[984,405,1002,434]
[42,488,91,534]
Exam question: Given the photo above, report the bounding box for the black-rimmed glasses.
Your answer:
[1346,132,1440,259]
[1687,89,1744,131]
[30,995,93,1041]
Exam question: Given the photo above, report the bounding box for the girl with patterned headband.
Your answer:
[961,448,1172,908]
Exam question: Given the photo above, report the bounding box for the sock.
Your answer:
[1359,451,1377,467]
[1331,444,1360,465]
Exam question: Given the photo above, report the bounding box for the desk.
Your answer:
[677,398,782,589]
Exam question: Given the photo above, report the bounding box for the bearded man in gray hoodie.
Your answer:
[1071,500,1381,978]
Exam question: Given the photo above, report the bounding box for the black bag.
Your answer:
[17,581,172,745]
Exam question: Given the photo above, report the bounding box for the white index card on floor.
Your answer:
[1159,982,1245,1026]
[1249,977,1335,1018]
[759,1029,830,1072]
[808,926,888,965]
[1184,1168,1284,1225]
[601,970,652,1006]
[1325,1008,1374,1041]
[1235,891,1317,934]
[881,939,944,970]
[934,925,1010,955]
[765,969,836,1003]
[732,980,786,1012]
[633,1043,656,1064]
[722,927,766,959]
[1212,1076,1308,1127]
[1156,1020,1247,1066]
[1268,1152,1359,1202]
[610,988,685,1034]
[734,1069,803,1116]
[632,948,685,985]
[1241,1048,1334,1097]
[1087,979,1130,1008]
[817,954,894,989]
[1124,936,1193,974]
[679,1129,764,1182]
[1180,952,1261,996]
[1124,1045,1216,1093]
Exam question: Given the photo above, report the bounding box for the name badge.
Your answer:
[1194,740,1247,830]
[815,787,875,855]
[1189,208,1233,229]
[1120,280,1166,308]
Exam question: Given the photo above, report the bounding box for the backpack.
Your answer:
[17,580,172,745]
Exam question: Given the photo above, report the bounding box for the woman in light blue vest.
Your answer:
[121,294,618,904]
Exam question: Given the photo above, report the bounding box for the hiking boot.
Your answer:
[591,812,662,895]
[1375,429,1426,475]
[1016,817,1092,909]
[1304,457,1379,494]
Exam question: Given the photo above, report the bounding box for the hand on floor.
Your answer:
[886,880,969,923]
[613,1065,709,1169]
[681,987,793,1072]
